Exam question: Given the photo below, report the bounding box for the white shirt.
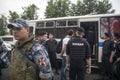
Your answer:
[62,37,70,56]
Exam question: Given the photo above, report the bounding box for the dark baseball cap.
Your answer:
[104,32,110,37]
[7,18,29,29]
[113,32,120,38]
[76,27,85,33]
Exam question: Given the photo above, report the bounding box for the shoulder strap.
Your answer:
[18,49,34,63]
[18,41,35,63]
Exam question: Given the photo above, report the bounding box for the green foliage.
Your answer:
[45,0,115,18]
[45,0,56,18]
[7,4,39,35]
[0,15,8,36]
[9,11,20,22]
[8,4,39,22]
[95,0,115,14]
[45,0,71,18]
[21,4,39,20]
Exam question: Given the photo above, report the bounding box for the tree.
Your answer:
[21,4,39,20]
[70,0,115,16]
[95,0,115,14]
[45,0,115,18]
[0,15,8,36]
[69,0,84,16]
[9,11,20,22]
[45,0,56,18]
[45,0,71,18]
[69,3,77,16]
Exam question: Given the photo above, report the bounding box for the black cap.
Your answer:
[104,32,110,37]
[113,32,120,38]
[76,27,85,33]
[38,31,47,36]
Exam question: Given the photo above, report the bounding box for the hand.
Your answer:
[86,67,91,74]
[66,63,70,71]
[59,53,63,58]
[109,57,113,63]
[117,58,120,62]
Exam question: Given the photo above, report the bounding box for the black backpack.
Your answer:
[56,39,63,53]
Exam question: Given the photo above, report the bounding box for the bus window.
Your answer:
[57,20,66,27]
[46,21,54,27]
[36,22,44,28]
[68,20,77,26]
[2,37,13,41]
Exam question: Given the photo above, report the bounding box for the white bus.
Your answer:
[0,35,16,51]
[27,13,120,68]
[0,35,16,45]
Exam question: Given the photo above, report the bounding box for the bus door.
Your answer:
[79,18,99,67]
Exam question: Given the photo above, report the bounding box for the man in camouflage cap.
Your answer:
[7,18,53,80]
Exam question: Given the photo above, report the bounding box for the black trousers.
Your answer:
[112,61,120,80]
[48,51,58,72]
[69,64,85,80]
[102,56,112,79]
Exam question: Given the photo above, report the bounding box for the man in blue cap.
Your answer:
[7,18,53,80]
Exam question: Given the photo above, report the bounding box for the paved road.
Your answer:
[0,68,102,80]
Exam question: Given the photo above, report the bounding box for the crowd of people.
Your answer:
[0,18,120,80]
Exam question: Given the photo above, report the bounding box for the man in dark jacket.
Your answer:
[110,32,120,80]
[46,33,59,74]
[102,33,114,80]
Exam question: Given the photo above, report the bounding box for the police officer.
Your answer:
[110,32,120,80]
[66,27,91,80]
[7,18,53,80]
[102,33,114,80]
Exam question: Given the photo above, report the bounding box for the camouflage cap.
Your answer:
[7,18,29,29]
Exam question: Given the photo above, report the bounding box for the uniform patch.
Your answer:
[72,43,84,46]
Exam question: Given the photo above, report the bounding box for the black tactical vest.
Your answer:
[68,37,88,67]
